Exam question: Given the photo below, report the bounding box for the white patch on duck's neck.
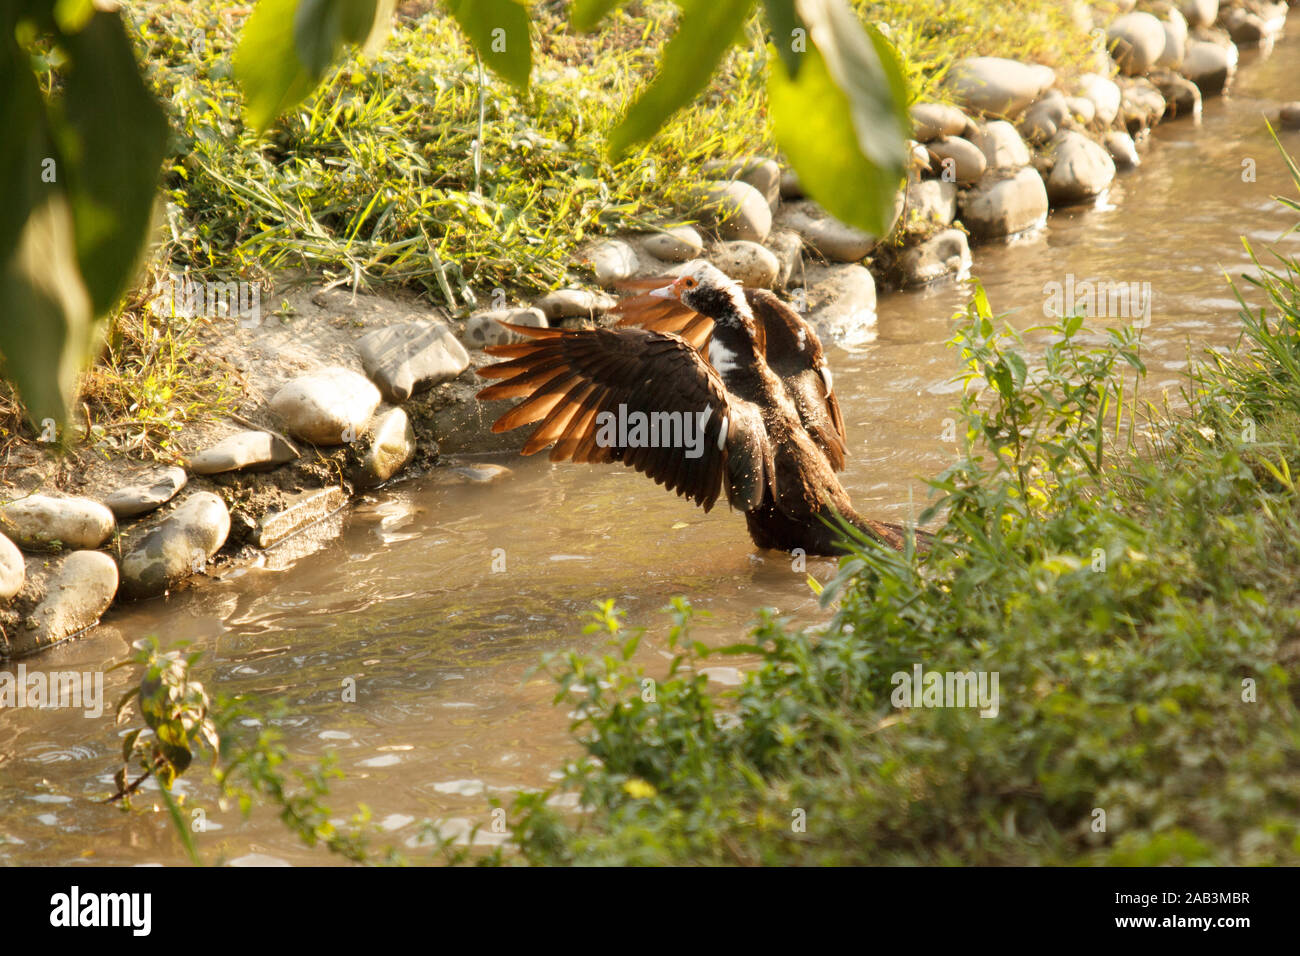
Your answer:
[709,337,742,377]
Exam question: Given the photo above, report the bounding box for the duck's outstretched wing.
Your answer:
[476,324,773,513]
[614,279,847,471]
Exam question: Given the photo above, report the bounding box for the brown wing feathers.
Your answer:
[477,323,737,511]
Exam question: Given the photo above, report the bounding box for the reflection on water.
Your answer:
[3,23,1300,864]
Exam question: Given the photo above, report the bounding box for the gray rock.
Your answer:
[905,179,959,227]
[970,120,1030,169]
[1180,0,1217,29]
[708,241,781,289]
[4,551,118,657]
[1045,131,1116,206]
[682,180,772,242]
[1280,103,1300,131]
[356,407,416,487]
[1018,91,1070,144]
[119,492,230,599]
[254,486,347,548]
[189,430,299,475]
[584,238,641,286]
[1157,8,1188,68]
[435,463,513,484]
[1152,71,1202,120]
[777,200,882,262]
[641,226,703,262]
[359,320,469,404]
[702,156,782,206]
[1181,38,1237,97]
[803,263,877,344]
[462,307,548,348]
[959,167,1050,239]
[1120,78,1167,134]
[764,230,805,289]
[779,169,804,200]
[1222,7,1270,45]
[0,532,22,602]
[1108,12,1167,75]
[533,288,617,320]
[1105,130,1141,169]
[928,135,988,186]
[909,102,969,142]
[0,494,115,551]
[1074,73,1122,125]
[945,57,1056,117]
[899,229,973,286]
[270,367,382,446]
[1064,96,1097,124]
[102,466,189,518]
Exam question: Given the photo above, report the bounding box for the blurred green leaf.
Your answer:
[768,0,908,235]
[761,0,802,77]
[235,0,323,131]
[571,0,627,32]
[608,0,752,159]
[444,0,532,89]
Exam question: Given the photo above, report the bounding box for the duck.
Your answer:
[475,262,922,556]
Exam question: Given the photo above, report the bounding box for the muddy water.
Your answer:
[3,26,1300,865]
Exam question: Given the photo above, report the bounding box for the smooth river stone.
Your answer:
[908,102,970,143]
[1280,103,1300,131]
[970,121,1030,169]
[1180,0,1217,29]
[189,430,299,475]
[0,494,114,551]
[1180,39,1237,97]
[702,156,782,206]
[533,289,616,320]
[102,466,188,518]
[3,551,119,658]
[358,320,469,403]
[119,491,230,599]
[1157,8,1188,69]
[584,238,640,286]
[927,135,988,185]
[0,532,22,602]
[1153,72,1201,121]
[462,307,548,348]
[777,200,882,262]
[944,57,1056,118]
[270,367,381,446]
[1105,131,1141,169]
[898,229,972,287]
[959,167,1049,239]
[1045,131,1116,207]
[708,241,780,289]
[905,179,958,227]
[641,226,704,262]
[1074,73,1122,125]
[356,407,416,487]
[1108,12,1166,76]
[803,263,877,344]
[763,230,805,289]
[682,180,772,243]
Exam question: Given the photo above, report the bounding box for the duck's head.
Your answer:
[650,261,752,330]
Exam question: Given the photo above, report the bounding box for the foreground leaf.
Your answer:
[443,0,532,89]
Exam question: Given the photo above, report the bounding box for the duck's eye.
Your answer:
[683,277,697,288]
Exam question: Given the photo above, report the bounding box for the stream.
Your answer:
[2,20,1299,865]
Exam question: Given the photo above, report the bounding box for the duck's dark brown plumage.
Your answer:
[476,263,923,556]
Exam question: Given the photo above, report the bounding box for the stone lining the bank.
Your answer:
[0,0,1296,658]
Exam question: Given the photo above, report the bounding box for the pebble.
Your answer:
[682,180,772,243]
[1045,131,1116,207]
[702,157,782,206]
[1108,12,1167,76]
[358,320,470,402]
[1180,0,1217,29]
[1104,130,1141,169]
[708,241,781,289]
[905,179,958,227]
[270,367,382,446]
[1157,8,1188,69]
[462,307,548,348]
[763,230,805,289]
[898,229,972,286]
[356,407,417,487]
[584,238,641,286]
[1074,74,1122,125]
[641,226,703,262]
[0,533,22,602]
[1153,71,1202,121]
[119,492,231,599]
[533,289,617,320]
[803,263,877,344]
[777,200,880,262]
[190,430,299,475]
[1120,79,1167,134]
[959,167,1050,239]
[909,102,970,142]
[970,121,1030,169]
[4,551,118,657]
[945,57,1056,118]
[1280,103,1300,131]
[101,466,188,518]
[0,495,114,551]
[1180,39,1237,97]
[927,135,988,186]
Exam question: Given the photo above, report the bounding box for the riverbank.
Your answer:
[3,0,1300,656]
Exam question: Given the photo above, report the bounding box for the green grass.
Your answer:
[496,148,1300,866]
[126,0,1096,311]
